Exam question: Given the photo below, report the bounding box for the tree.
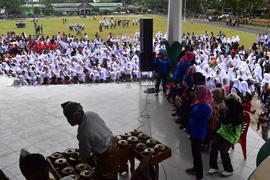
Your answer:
[43,1,54,15]
[196,0,266,17]
[4,0,22,16]
[91,7,99,15]
[186,0,204,16]
[221,0,263,16]
[142,0,168,14]
[0,0,4,8]
[34,7,41,16]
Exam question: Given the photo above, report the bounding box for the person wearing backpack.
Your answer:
[208,94,243,177]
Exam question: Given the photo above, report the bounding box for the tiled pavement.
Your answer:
[0,76,265,180]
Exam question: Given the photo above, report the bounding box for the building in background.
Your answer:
[21,4,46,16]
[20,2,123,16]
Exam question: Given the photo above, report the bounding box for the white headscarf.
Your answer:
[253,64,262,83]
[240,81,251,95]
[262,73,270,87]
[228,68,236,81]
[233,79,241,90]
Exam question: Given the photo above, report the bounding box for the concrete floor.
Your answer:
[0,76,265,180]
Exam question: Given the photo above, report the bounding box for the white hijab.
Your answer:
[240,81,251,95]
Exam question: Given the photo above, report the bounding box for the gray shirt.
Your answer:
[77,111,113,160]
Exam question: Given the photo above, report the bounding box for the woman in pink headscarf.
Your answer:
[173,51,196,83]
[180,51,196,64]
[194,85,213,104]
[186,85,212,180]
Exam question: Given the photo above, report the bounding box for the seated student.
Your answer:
[230,79,243,99]
[19,149,74,180]
[63,76,72,84]
[192,72,206,86]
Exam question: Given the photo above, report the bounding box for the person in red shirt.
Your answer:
[242,93,256,114]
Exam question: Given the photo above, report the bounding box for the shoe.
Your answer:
[179,125,185,129]
[167,97,172,103]
[208,168,218,174]
[155,93,158,96]
[220,171,233,177]
[185,168,196,175]
[175,119,181,124]
[172,112,177,116]
[193,178,204,180]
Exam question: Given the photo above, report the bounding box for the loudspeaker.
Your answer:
[139,52,155,72]
[140,18,154,71]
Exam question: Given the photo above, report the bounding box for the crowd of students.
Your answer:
[1,26,270,179]
[257,33,270,49]
[98,17,140,32]
[153,31,270,180]
[0,31,156,86]
[156,32,270,179]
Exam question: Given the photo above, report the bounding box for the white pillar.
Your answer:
[167,0,182,45]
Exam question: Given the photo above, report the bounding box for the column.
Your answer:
[167,0,182,45]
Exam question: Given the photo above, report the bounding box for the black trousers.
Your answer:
[255,83,261,97]
[155,74,167,93]
[209,134,233,172]
[179,102,192,128]
[191,137,203,179]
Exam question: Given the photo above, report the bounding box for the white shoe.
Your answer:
[221,171,233,177]
[208,168,218,174]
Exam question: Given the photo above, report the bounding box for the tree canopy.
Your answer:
[0,0,269,17]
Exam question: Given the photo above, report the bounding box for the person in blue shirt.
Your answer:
[153,49,171,95]
[173,51,195,84]
[186,85,212,180]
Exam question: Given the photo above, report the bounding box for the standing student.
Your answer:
[186,85,212,180]
[208,95,243,177]
[154,49,171,96]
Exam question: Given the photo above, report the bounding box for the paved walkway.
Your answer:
[0,76,264,180]
[191,19,270,34]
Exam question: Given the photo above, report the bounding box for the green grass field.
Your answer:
[0,15,257,48]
